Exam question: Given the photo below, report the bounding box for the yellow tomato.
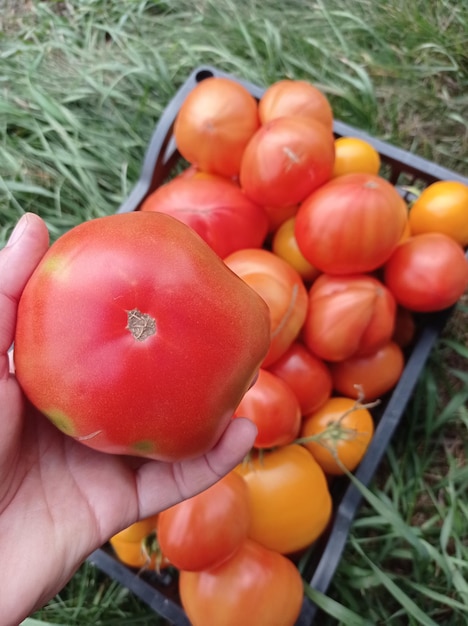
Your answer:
[272,217,321,282]
[110,514,158,543]
[332,136,381,177]
[235,444,332,554]
[109,534,170,571]
[409,180,468,247]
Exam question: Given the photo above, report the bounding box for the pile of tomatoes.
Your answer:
[109,76,468,626]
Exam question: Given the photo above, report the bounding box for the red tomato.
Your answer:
[157,471,249,571]
[179,539,304,626]
[236,445,332,554]
[235,369,301,448]
[258,79,334,131]
[329,341,405,401]
[384,232,468,312]
[239,116,335,208]
[224,248,309,367]
[14,212,270,461]
[302,273,396,362]
[173,76,259,178]
[300,397,374,475]
[140,177,268,258]
[295,173,408,274]
[267,341,332,415]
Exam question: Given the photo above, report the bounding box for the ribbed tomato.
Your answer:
[295,173,408,274]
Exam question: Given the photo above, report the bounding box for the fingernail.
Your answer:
[6,214,29,248]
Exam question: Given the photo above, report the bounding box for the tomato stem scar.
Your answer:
[126,308,156,341]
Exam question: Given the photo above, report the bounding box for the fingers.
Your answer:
[135,418,257,518]
[0,214,49,376]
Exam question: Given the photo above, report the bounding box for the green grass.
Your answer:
[2,1,467,624]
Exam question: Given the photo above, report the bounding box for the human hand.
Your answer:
[0,213,256,625]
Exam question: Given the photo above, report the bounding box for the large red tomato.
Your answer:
[267,341,333,415]
[140,177,268,258]
[235,444,332,554]
[224,248,309,367]
[173,76,259,178]
[157,471,249,571]
[295,173,408,274]
[239,116,335,208]
[302,273,396,362]
[234,368,301,449]
[179,539,304,626]
[14,212,270,461]
[384,232,468,312]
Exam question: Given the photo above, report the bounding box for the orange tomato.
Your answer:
[272,217,321,282]
[224,248,308,367]
[258,79,334,131]
[332,136,381,177]
[235,444,332,554]
[110,514,159,543]
[109,514,169,571]
[408,180,468,247]
[302,273,396,362]
[179,539,304,626]
[300,397,374,475]
[173,76,259,178]
[329,341,405,401]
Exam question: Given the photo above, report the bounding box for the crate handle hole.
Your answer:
[195,69,215,82]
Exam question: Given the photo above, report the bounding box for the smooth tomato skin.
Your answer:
[329,341,405,401]
[272,216,321,282]
[383,233,468,312]
[109,535,170,571]
[332,136,381,177]
[300,397,374,475]
[173,76,260,178]
[408,180,468,247]
[179,539,304,626]
[302,273,397,362]
[140,177,269,258]
[295,173,408,274]
[267,341,333,415]
[235,445,332,554]
[235,369,301,449]
[111,514,159,543]
[157,471,250,572]
[239,116,335,208]
[224,248,309,367]
[258,79,334,131]
[14,212,271,461]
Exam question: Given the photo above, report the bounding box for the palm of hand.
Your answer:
[0,214,255,624]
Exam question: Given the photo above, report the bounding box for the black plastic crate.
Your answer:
[87,65,468,625]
